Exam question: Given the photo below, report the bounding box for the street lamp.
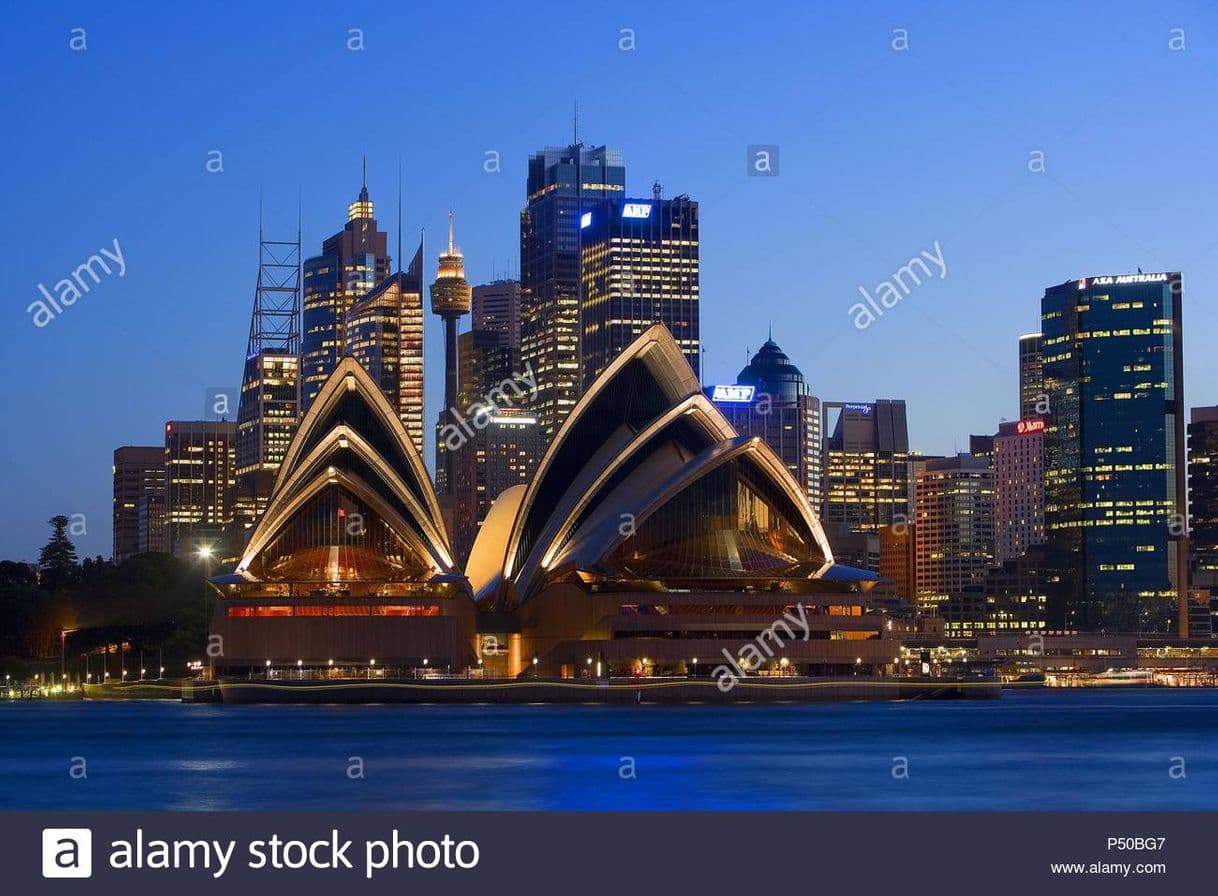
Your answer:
[297,659,302,680]
[197,546,216,624]
[60,629,76,682]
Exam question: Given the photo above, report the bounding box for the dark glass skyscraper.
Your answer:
[301,176,390,413]
[1041,272,1186,633]
[1188,406,1218,556]
[1018,332,1043,419]
[579,193,699,386]
[519,143,625,437]
[471,279,520,354]
[1187,406,1218,637]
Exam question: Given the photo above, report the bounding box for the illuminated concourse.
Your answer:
[209,327,899,683]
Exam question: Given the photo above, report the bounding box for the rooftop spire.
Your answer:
[348,157,374,221]
[447,209,455,254]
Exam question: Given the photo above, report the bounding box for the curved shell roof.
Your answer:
[469,325,836,608]
[237,356,454,580]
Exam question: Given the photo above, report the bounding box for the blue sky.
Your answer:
[1,0,1216,560]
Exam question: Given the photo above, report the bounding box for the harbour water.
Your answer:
[2,689,1215,810]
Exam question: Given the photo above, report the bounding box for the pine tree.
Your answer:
[38,515,79,588]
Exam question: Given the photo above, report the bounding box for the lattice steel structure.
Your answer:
[235,217,302,531]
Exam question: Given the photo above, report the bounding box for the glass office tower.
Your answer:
[821,400,911,532]
[579,194,700,386]
[301,180,391,413]
[1041,272,1186,633]
[1018,333,1044,419]
[343,241,426,455]
[519,143,626,437]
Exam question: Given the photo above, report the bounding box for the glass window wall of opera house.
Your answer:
[208,327,903,680]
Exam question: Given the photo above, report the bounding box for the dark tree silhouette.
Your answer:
[37,515,79,589]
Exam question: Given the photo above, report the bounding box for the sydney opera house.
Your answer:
[208,326,902,685]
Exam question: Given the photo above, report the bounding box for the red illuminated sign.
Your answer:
[1016,418,1045,435]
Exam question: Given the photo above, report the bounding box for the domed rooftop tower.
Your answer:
[736,334,808,402]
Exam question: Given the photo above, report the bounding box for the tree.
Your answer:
[38,515,79,589]
[0,561,35,585]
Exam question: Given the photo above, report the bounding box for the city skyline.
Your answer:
[4,2,1218,561]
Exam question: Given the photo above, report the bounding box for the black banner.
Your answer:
[10,812,1206,894]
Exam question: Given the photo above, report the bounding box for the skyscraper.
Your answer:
[579,192,700,385]
[1188,406,1218,557]
[709,336,820,508]
[1041,272,1186,633]
[112,446,166,561]
[431,212,472,508]
[878,521,916,600]
[1019,332,1044,419]
[914,454,995,609]
[137,493,168,555]
[451,409,542,565]
[234,226,301,529]
[301,169,391,413]
[471,279,520,354]
[1187,406,1218,637]
[165,420,237,557]
[993,418,1045,564]
[821,400,911,533]
[906,452,944,513]
[450,292,540,559]
[344,240,426,455]
[458,329,514,411]
[520,143,626,437]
